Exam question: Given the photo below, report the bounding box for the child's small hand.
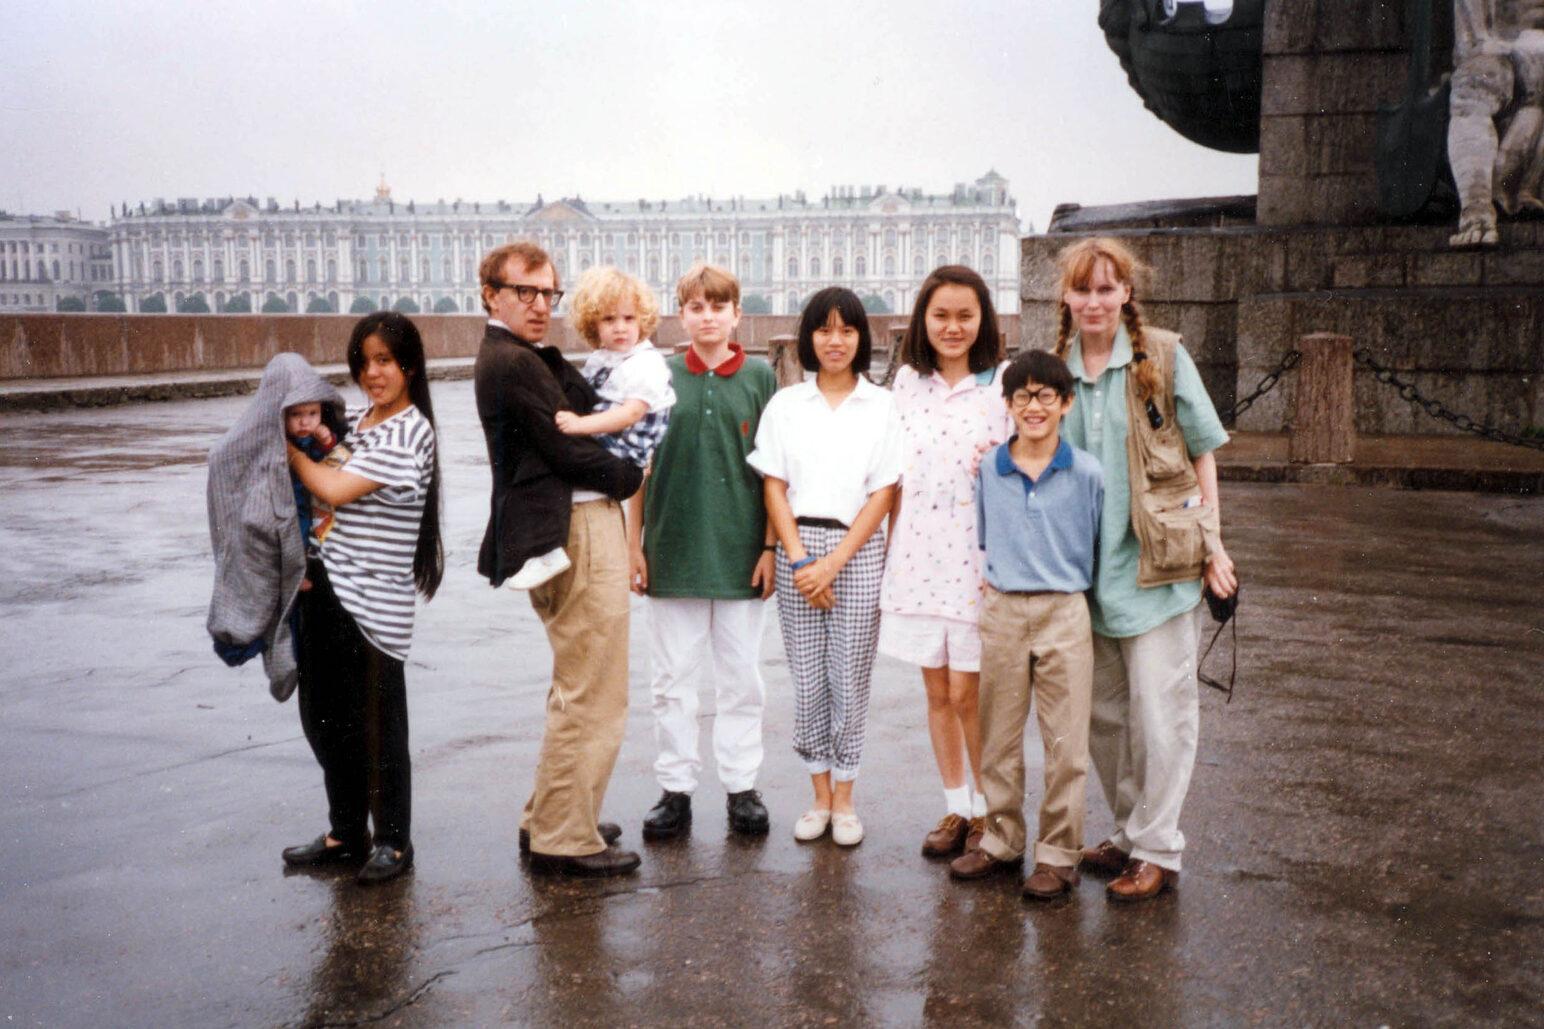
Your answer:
[794,555,838,598]
[313,425,335,449]
[555,410,580,434]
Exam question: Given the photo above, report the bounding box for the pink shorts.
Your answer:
[877,612,981,672]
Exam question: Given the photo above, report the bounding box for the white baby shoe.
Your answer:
[507,547,572,590]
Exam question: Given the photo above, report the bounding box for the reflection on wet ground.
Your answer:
[1,382,1542,1025]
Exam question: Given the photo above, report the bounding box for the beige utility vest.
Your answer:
[1123,329,1221,587]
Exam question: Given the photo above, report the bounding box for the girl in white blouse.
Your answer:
[747,287,902,846]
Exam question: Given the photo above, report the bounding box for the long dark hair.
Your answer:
[346,311,445,600]
[898,264,1001,375]
[796,287,872,373]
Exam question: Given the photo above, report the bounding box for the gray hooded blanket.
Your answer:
[207,353,346,701]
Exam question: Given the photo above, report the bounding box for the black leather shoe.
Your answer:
[642,791,692,840]
[527,844,641,877]
[519,821,621,854]
[357,843,414,884]
[726,789,770,835]
[281,834,368,868]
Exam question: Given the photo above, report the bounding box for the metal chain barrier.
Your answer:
[1225,348,1300,423]
[1353,347,1544,451]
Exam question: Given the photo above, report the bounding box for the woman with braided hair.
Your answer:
[1051,237,1236,902]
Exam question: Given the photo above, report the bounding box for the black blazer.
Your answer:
[473,324,644,586]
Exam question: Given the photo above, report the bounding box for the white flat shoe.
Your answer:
[831,812,864,847]
[793,808,832,842]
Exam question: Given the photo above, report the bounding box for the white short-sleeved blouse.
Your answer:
[746,376,902,527]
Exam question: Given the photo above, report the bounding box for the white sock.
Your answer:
[943,785,971,818]
[971,790,988,818]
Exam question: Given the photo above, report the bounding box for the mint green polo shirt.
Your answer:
[1060,326,1229,639]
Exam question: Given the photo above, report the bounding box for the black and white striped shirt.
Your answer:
[321,404,435,660]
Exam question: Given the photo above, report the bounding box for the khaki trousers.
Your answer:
[977,587,1093,868]
[1088,604,1201,872]
[521,499,631,857]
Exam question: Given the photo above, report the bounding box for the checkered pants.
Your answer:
[775,524,886,781]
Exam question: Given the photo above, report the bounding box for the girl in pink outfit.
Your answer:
[878,265,1012,860]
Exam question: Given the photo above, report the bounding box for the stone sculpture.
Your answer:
[1448,0,1544,246]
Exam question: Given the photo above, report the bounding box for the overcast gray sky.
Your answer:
[1,1,1257,230]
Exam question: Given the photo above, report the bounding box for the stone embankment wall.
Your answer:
[0,313,1019,381]
[1021,222,1544,436]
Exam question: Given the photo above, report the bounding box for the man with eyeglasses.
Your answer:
[473,242,645,877]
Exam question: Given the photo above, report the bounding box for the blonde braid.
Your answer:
[1123,297,1160,401]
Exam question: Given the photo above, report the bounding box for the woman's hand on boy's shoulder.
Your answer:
[968,439,996,476]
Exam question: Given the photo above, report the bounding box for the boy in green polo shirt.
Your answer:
[627,264,778,840]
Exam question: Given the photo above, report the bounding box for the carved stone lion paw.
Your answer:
[1449,208,1500,247]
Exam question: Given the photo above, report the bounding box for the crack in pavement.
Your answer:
[296,969,456,1028]
[346,869,778,1006]
[41,735,304,801]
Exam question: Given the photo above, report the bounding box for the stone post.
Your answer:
[1289,332,1356,464]
[767,333,802,388]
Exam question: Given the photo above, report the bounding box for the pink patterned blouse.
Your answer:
[880,363,1012,623]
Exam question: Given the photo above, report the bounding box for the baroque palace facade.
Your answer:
[102,171,1021,316]
[0,212,115,312]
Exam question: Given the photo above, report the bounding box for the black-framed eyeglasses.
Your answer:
[494,282,564,306]
[1009,387,1062,409]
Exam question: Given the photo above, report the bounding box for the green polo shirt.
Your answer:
[643,344,777,599]
[1061,325,1229,639]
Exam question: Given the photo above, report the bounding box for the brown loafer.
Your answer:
[921,814,970,858]
[1022,863,1080,900]
[1079,838,1130,877]
[964,816,987,853]
[948,846,1022,881]
[1106,859,1178,902]
[527,844,641,878]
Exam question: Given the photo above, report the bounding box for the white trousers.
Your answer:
[647,597,769,794]
[1088,604,1201,872]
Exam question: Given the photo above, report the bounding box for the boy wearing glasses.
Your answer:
[474,242,645,877]
[949,349,1103,900]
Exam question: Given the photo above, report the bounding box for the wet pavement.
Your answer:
[1,381,1542,1027]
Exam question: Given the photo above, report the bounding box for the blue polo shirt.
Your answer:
[976,437,1103,594]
